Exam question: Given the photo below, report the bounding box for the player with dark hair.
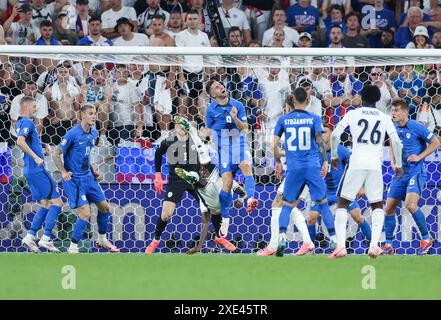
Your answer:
[383,99,440,255]
[18,96,63,253]
[53,104,119,254]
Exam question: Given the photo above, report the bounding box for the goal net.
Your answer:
[0,46,440,254]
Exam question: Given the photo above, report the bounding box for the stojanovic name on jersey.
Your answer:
[284,118,314,125]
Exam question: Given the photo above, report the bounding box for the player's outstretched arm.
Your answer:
[53,147,72,181]
[16,136,43,167]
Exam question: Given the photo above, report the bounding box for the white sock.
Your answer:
[222,217,230,225]
[335,208,348,249]
[269,207,281,250]
[26,233,35,240]
[371,208,385,248]
[41,235,51,242]
[98,233,107,243]
[292,207,312,244]
[69,242,78,249]
[330,235,337,243]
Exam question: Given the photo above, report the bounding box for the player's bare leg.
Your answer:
[145,201,176,254]
[238,161,259,213]
[95,200,119,253]
[405,192,433,255]
[328,197,350,259]
[383,197,400,255]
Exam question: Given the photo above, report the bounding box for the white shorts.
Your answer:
[277,179,309,201]
[198,176,223,213]
[339,169,384,203]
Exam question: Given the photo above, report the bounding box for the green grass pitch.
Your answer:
[1,254,441,300]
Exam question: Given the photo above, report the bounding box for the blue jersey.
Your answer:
[323,145,351,196]
[16,117,45,174]
[274,109,324,170]
[59,124,98,177]
[395,120,435,174]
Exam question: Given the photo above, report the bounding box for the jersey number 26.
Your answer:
[357,119,381,145]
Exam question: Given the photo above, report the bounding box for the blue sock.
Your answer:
[244,175,255,199]
[278,205,292,234]
[43,206,61,237]
[318,203,335,237]
[412,209,430,241]
[359,220,372,242]
[97,211,110,235]
[384,215,396,245]
[71,218,89,244]
[29,207,49,237]
[307,224,316,242]
[219,190,232,219]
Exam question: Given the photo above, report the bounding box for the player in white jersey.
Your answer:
[329,85,403,259]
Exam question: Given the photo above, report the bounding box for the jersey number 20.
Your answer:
[357,119,381,145]
[286,127,311,151]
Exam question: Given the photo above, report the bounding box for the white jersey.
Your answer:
[335,106,397,172]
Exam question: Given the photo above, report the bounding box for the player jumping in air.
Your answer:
[173,115,248,254]
[383,99,440,255]
[17,97,63,253]
[205,80,259,239]
[273,87,334,257]
[53,104,119,254]
[307,125,372,247]
[330,85,403,259]
[145,120,237,254]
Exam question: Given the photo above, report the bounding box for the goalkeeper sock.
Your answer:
[211,214,222,235]
[292,207,312,244]
[43,205,61,237]
[318,203,336,237]
[412,209,430,241]
[269,207,281,250]
[29,207,49,237]
[371,208,385,247]
[278,205,292,234]
[154,217,168,241]
[359,220,372,242]
[307,224,317,243]
[71,218,88,244]
[384,215,396,245]
[97,211,110,235]
[335,208,348,249]
[244,176,256,199]
[219,190,232,218]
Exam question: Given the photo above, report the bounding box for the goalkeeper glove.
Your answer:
[154,172,163,195]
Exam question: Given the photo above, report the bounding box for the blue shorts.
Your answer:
[25,170,60,202]
[283,168,327,203]
[218,143,252,175]
[387,172,426,201]
[311,194,359,212]
[62,174,106,209]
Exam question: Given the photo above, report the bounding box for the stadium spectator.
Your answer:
[262,8,299,48]
[166,10,184,40]
[308,67,333,104]
[370,66,397,115]
[431,30,441,48]
[417,83,441,136]
[399,0,430,26]
[395,6,431,48]
[113,17,150,46]
[35,19,60,45]
[150,14,174,46]
[80,64,112,145]
[9,81,48,138]
[322,4,347,46]
[0,62,20,145]
[328,25,344,48]
[298,77,323,116]
[243,0,275,42]
[108,64,144,146]
[69,0,91,40]
[164,0,189,14]
[405,25,433,48]
[227,26,243,47]
[393,64,426,118]
[137,0,170,37]
[380,29,395,47]
[3,4,39,45]
[189,0,212,34]
[44,61,81,145]
[297,31,312,47]
[326,66,362,128]
[343,11,368,48]
[30,0,57,26]
[286,0,320,36]
[218,0,251,45]
[77,16,112,46]
[321,0,351,19]
[270,27,285,47]
[423,5,441,30]
[175,9,210,120]
[101,0,137,39]
[53,11,78,45]
[360,0,396,48]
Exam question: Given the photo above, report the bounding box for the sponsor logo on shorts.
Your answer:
[168,192,173,198]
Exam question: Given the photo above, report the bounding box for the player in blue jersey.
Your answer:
[273,87,334,257]
[204,80,259,239]
[16,97,63,253]
[383,99,440,255]
[53,104,119,254]
[307,125,372,246]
